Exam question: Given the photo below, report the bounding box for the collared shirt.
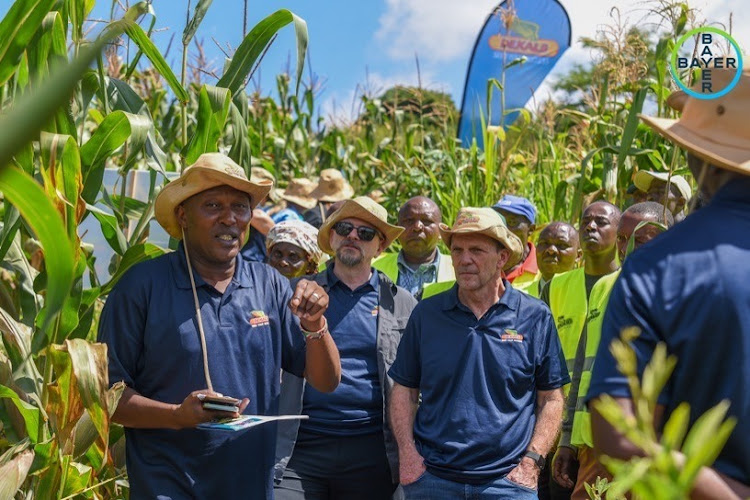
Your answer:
[301,265,382,436]
[389,282,569,484]
[396,250,441,295]
[505,242,538,283]
[98,243,307,499]
[587,177,750,485]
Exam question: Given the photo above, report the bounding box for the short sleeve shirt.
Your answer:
[98,244,307,499]
[587,178,750,485]
[388,282,569,483]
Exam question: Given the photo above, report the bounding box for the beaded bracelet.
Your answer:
[301,317,329,340]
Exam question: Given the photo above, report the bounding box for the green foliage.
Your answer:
[591,329,737,499]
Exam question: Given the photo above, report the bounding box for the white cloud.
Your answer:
[376,0,498,63]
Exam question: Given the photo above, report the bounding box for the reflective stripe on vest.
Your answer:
[549,268,620,447]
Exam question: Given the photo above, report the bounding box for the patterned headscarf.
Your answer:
[266,220,323,265]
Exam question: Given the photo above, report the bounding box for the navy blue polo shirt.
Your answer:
[240,228,267,262]
[301,265,382,436]
[588,178,750,486]
[389,282,569,484]
[98,243,307,499]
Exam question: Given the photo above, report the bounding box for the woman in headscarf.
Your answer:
[265,220,323,279]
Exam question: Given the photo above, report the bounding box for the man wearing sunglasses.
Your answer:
[276,196,418,500]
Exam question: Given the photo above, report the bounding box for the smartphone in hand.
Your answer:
[201,395,241,413]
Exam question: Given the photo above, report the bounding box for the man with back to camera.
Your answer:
[587,68,750,499]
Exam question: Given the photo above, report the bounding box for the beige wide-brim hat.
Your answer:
[439,207,524,270]
[633,171,692,201]
[155,153,273,239]
[309,169,355,202]
[278,178,318,210]
[639,68,750,175]
[318,196,403,256]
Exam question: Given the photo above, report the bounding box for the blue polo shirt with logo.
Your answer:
[98,243,307,499]
[388,282,569,484]
[301,265,382,436]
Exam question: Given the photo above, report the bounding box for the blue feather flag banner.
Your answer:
[458,0,571,148]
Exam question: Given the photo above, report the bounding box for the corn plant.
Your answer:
[0,0,307,497]
[591,328,737,499]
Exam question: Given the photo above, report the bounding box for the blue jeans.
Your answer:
[403,470,538,500]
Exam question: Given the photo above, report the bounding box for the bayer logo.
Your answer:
[670,27,744,100]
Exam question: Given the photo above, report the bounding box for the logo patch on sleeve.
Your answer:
[249,310,270,328]
[500,329,524,342]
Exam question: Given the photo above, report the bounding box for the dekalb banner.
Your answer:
[458,0,571,147]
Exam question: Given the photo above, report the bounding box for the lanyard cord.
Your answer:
[181,228,214,392]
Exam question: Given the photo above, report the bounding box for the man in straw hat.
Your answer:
[304,168,355,228]
[587,69,750,498]
[273,178,319,224]
[632,170,692,223]
[388,208,569,499]
[98,153,341,500]
[275,196,417,499]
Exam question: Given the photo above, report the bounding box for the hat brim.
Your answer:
[640,114,750,176]
[318,201,403,256]
[280,193,318,210]
[633,170,692,200]
[438,224,523,270]
[155,166,273,239]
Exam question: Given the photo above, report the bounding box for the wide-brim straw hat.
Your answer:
[639,68,750,175]
[439,207,523,270]
[251,167,278,202]
[633,171,692,201]
[310,169,354,202]
[318,196,403,256]
[278,178,318,210]
[155,153,273,239]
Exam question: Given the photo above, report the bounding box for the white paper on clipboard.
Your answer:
[197,414,309,431]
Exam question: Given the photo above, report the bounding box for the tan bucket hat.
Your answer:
[318,196,403,255]
[250,167,277,202]
[639,68,750,175]
[310,169,355,202]
[439,207,523,269]
[155,153,273,239]
[633,171,692,201]
[278,178,318,210]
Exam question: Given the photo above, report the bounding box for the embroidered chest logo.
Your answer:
[500,329,524,342]
[371,306,379,317]
[556,315,573,329]
[249,310,270,328]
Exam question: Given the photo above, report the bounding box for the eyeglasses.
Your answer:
[332,221,380,241]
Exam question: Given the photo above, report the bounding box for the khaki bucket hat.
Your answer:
[439,207,523,269]
[278,178,318,210]
[310,169,355,202]
[318,196,403,256]
[154,153,273,239]
[639,68,750,175]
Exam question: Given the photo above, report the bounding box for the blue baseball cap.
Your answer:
[491,195,536,224]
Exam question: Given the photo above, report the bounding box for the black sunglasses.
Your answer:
[332,221,380,241]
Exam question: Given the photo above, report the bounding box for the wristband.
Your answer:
[301,317,328,340]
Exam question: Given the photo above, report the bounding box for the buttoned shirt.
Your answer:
[389,282,569,484]
[99,244,307,499]
[396,250,441,295]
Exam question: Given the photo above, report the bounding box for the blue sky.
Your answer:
[5,0,749,122]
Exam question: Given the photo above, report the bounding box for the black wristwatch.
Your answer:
[523,450,545,469]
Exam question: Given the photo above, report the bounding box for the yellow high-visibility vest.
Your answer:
[549,268,620,447]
